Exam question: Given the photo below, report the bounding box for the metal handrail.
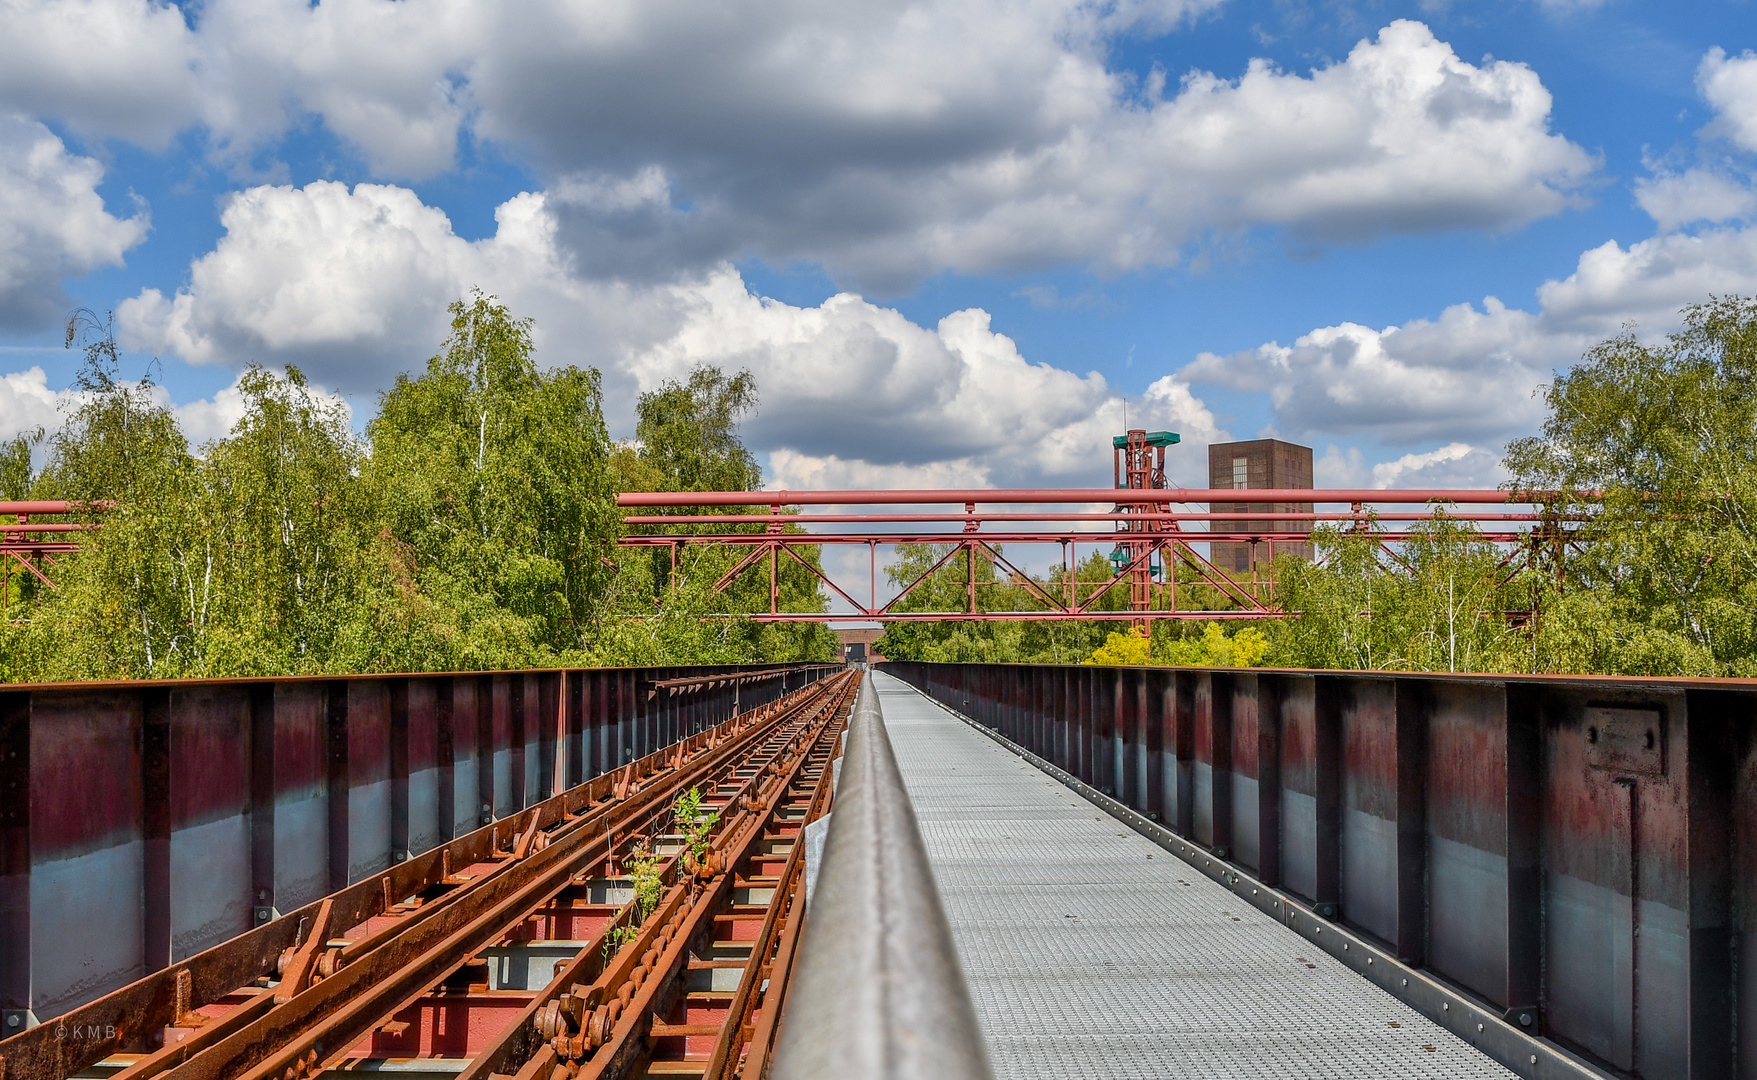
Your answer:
[771,673,994,1080]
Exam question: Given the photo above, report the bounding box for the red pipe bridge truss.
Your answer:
[0,501,100,609]
[617,486,1581,625]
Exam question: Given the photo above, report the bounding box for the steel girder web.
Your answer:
[0,673,858,1080]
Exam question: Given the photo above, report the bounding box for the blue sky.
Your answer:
[1,0,1755,502]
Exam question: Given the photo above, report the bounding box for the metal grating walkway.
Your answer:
[873,671,1517,1080]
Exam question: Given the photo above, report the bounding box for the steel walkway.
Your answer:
[873,671,1515,1080]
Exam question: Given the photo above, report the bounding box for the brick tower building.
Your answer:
[1207,439,1314,574]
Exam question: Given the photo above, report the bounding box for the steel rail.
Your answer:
[2,672,852,1080]
[217,679,852,1080]
[262,678,852,1080]
[453,674,854,1080]
[771,674,993,1080]
[585,680,852,1080]
[107,703,810,1079]
[701,691,844,1079]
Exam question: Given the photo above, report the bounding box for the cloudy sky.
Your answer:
[0,0,1753,501]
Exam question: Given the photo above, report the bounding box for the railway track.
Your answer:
[5,669,858,1080]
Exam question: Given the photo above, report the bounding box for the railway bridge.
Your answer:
[0,658,1748,1080]
[0,468,1744,1080]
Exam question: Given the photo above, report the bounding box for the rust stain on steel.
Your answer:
[888,661,1757,1080]
[0,668,852,1080]
[27,691,143,856]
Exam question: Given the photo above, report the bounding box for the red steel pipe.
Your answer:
[0,523,91,532]
[617,488,1573,507]
[0,501,109,515]
[622,511,1569,526]
[616,531,1534,545]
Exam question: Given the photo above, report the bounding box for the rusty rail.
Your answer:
[642,670,793,700]
[0,669,855,1079]
[0,663,839,1070]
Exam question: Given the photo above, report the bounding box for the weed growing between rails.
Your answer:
[674,786,721,877]
[603,841,665,963]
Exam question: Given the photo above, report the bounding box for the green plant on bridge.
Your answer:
[625,841,664,922]
[673,787,720,871]
[603,840,665,962]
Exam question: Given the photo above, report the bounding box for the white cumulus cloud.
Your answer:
[0,6,1594,286]
[0,0,200,148]
[117,178,1226,489]
[0,114,149,331]
[1315,442,1507,492]
[534,18,1596,286]
[1186,215,1757,451]
[0,365,62,441]
[1183,297,1560,445]
[1634,167,1757,232]
[118,181,575,376]
[1701,47,1757,154]
[631,273,1225,485]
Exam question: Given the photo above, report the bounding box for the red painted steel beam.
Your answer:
[622,511,1572,525]
[0,501,109,515]
[618,488,1573,507]
[617,531,1539,545]
[727,611,1276,622]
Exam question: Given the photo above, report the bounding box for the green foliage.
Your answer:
[623,841,664,923]
[361,292,621,669]
[0,299,833,681]
[9,361,376,679]
[603,839,664,961]
[0,427,39,502]
[602,924,638,962]
[1159,623,1269,667]
[1084,627,1152,665]
[673,786,720,868]
[1266,514,1542,673]
[632,367,762,494]
[22,293,1757,681]
[7,314,211,678]
[1504,295,1757,675]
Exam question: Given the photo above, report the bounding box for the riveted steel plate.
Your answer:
[1583,707,1663,775]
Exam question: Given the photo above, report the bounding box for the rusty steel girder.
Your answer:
[891,660,1757,1080]
[0,671,856,1080]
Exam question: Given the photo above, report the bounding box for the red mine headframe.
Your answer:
[1111,429,1180,631]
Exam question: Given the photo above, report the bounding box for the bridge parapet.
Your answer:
[887,660,1750,1080]
[0,662,836,1031]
